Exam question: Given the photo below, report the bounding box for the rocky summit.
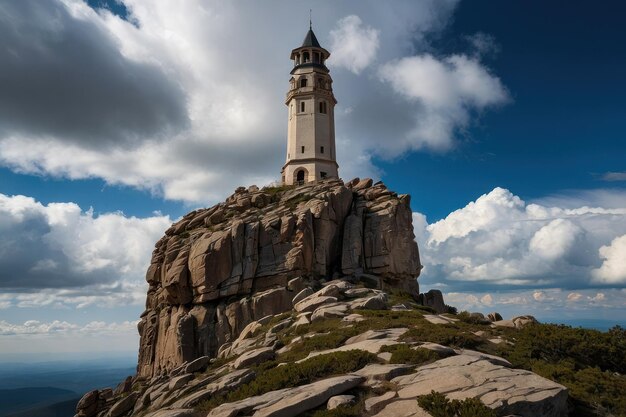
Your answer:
[75,179,570,417]
[138,178,421,378]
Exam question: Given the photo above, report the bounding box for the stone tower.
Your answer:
[281,25,338,185]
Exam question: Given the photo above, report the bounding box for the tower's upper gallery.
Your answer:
[290,28,330,74]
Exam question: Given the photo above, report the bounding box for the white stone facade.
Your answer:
[282,29,338,185]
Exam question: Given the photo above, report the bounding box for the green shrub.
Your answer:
[417,391,496,417]
[197,350,376,411]
[498,323,626,415]
[400,324,484,350]
[380,344,443,365]
[456,311,488,325]
[445,305,458,315]
[506,324,626,374]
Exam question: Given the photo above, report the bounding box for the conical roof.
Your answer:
[301,29,321,48]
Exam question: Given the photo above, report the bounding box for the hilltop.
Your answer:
[73,180,625,417]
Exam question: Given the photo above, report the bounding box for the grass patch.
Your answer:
[197,350,377,412]
[417,391,496,417]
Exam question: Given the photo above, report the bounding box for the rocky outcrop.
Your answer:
[79,276,570,417]
[137,179,421,378]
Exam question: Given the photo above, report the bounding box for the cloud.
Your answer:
[0,319,137,336]
[415,187,626,290]
[0,0,188,148]
[465,32,500,57]
[0,0,501,205]
[329,15,380,74]
[0,193,170,303]
[592,234,626,284]
[601,171,626,182]
[567,292,583,302]
[441,288,626,319]
[378,54,509,154]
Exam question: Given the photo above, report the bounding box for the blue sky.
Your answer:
[1,0,625,356]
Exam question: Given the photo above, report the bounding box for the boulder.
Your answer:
[365,391,397,413]
[327,395,355,409]
[292,287,314,305]
[76,390,99,417]
[171,369,255,408]
[418,289,446,313]
[113,376,133,396]
[294,295,337,313]
[108,392,139,417]
[184,356,209,374]
[233,347,275,369]
[487,312,503,322]
[351,293,387,310]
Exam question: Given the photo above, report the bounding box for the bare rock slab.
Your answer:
[370,400,432,417]
[392,354,568,417]
[253,375,365,417]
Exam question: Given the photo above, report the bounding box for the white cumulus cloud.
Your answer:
[415,187,626,290]
[0,193,170,306]
[592,234,626,284]
[378,54,509,154]
[329,15,380,74]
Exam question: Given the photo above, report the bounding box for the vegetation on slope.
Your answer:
[418,391,497,417]
[498,323,626,416]
[198,350,377,411]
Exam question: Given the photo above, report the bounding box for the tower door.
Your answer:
[295,169,307,185]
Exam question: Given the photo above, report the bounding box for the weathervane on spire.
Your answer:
[309,9,312,30]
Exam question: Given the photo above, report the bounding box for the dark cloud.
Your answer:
[0,194,169,291]
[0,205,110,289]
[0,0,188,149]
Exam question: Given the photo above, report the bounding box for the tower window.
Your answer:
[300,78,308,88]
[303,51,310,63]
[320,146,324,154]
[319,101,327,114]
[300,102,305,113]
[320,171,327,179]
[301,146,305,153]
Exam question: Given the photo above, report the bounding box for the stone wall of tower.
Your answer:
[282,29,338,185]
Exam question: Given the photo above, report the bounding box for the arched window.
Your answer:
[319,101,327,114]
[300,102,305,113]
[300,78,308,88]
[303,51,310,63]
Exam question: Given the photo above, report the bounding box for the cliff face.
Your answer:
[137,178,421,378]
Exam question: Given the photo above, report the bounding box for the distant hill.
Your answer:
[0,387,77,416]
[4,397,80,417]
